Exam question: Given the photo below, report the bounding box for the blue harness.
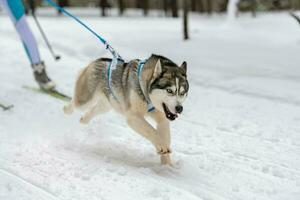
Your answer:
[137,60,155,112]
[107,58,123,101]
[107,59,155,113]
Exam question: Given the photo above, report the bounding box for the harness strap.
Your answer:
[137,60,155,112]
[107,59,155,113]
[107,61,117,100]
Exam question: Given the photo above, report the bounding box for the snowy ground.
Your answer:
[1,8,300,200]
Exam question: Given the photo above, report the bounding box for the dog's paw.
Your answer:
[63,103,73,115]
[79,116,90,124]
[156,145,172,155]
[161,154,172,166]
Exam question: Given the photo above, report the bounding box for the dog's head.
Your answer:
[149,56,189,121]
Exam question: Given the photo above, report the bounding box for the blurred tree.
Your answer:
[183,0,189,40]
[100,0,108,17]
[290,0,300,9]
[58,0,69,15]
[24,0,36,15]
[28,0,36,15]
[218,0,229,12]
[142,0,149,16]
[191,0,197,11]
[171,0,178,17]
[135,0,141,8]
[272,0,291,9]
[198,0,204,12]
[118,0,125,15]
[251,0,257,17]
[163,0,169,16]
[206,0,212,15]
[238,0,257,17]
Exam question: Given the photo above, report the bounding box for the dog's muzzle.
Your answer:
[162,103,178,121]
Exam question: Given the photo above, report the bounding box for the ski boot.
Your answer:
[32,61,56,91]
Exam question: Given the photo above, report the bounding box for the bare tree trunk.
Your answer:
[183,0,189,40]
[142,0,149,16]
[191,0,197,11]
[171,0,179,17]
[291,0,300,9]
[251,0,257,17]
[24,0,35,15]
[206,0,212,15]
[100,0,107,17]
[163,0,169,16]
[198,0,204,13]
[219,0,229,12]
[135,0,141,8]
[28,0,36,15]
[118,0,125,15]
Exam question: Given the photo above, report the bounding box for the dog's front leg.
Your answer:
[127,113,171,155]
[157,121,172,165]
[127,113,172,165]
[126,113,159,148]
[149,112,172,165]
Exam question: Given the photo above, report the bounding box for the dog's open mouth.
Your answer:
[162,103,178,121]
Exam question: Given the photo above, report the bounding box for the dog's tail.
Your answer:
[64,60,104,114]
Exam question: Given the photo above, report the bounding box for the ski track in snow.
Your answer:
[1,9,300,200]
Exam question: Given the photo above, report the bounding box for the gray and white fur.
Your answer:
[64,54,189,165]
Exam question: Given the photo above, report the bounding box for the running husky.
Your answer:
[64,54,189,165]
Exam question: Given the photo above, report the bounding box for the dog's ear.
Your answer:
[153,59,162,78]
[180,61,187,74]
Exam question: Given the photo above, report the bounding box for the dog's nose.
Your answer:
[175,105,183,114]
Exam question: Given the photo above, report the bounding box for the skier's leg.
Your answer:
[1,0,55,90]
[1,0,41,64]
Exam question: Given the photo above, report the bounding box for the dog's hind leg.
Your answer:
[80,97,111,124]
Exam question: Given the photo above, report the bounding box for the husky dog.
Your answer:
[63,54,189,165]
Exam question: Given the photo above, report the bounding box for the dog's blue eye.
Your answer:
[166,89,173,94]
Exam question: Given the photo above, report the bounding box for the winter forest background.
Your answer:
[22,0,300,40]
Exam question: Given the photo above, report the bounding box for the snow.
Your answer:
[1,8,300,200]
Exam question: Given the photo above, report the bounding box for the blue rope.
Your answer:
[44,0,122,60]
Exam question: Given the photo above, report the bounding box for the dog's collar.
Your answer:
[137,60,155,112]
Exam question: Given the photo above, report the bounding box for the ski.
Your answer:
[23,86,71,102]
[0,102,13,111]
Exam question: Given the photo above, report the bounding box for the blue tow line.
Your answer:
[44,0,122,61]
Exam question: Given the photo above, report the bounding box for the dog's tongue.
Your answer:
[168,112,178,120]
[163,103,179,120]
